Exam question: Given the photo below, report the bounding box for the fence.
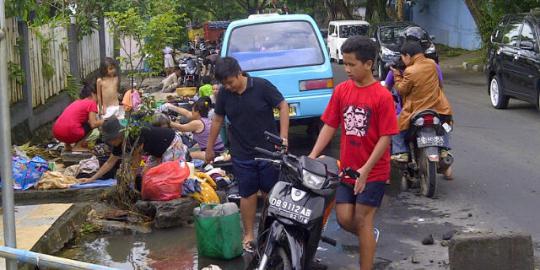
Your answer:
[5,17,22,104]
[28,24,70,108]
[5,18,114,108]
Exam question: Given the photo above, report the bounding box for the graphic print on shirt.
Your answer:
[343,105,371,137]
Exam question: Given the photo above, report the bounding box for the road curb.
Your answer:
[448,232,535,270]
[440,62,485,73]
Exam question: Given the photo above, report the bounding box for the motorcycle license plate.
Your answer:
[417,136,444,147]
[273,104,298,119]
[269,197,312,224]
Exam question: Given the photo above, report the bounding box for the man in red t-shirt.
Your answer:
[309,36,398,269]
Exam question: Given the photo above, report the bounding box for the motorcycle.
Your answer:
[395,110,454,198]
[183,58,199,87]
[248,131,341,270]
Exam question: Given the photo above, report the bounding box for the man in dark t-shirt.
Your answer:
[206,57,289,250]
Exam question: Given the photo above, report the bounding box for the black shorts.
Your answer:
[82,123,92,136]
[336,181,386,207]
[233,158,279,198]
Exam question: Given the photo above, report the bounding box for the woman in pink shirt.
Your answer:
[53,83,104,152]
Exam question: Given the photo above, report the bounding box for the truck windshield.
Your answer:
[226,21,324,71]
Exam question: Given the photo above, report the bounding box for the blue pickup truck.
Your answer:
[221,14,334,134]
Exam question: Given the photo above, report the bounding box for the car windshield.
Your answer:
[226,21,324,71]
[379,26,429,45]
[339,25,369,38]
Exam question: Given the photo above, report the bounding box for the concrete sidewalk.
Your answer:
[0,203,72,269]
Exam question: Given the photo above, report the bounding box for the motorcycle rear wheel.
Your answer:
[420,150,438,198]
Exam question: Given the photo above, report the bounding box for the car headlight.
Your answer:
[302,170,326,190]
[425,44,436,54]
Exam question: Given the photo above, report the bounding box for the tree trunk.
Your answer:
[464,0,483,30]
[396,0,405,21]
[335,0,353,19]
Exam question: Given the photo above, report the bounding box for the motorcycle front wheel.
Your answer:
[267,247,292,270]
[420,150,438,198]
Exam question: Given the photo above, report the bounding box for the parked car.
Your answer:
[486,11,540,110]
[221,14,334,133]
[370,22,438,79]
[327,20,370,63]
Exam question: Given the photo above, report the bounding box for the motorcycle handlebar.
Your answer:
[254,147,282,159]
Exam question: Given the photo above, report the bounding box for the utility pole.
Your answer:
[0,0,18,268]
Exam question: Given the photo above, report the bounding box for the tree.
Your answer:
[465,0,538,46]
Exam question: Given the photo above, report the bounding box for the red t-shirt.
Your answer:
[52,99,98,143]
[322,80,398,183]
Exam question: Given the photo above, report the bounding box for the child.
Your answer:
[97,57,120,117]
[166,97,225,160]
[198,76,213,98]
[122,83,141,112]
[162,67,182,93]
[308,36,398,270]
[53,83,104,152]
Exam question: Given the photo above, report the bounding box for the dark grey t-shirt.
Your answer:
[215,77,284,160]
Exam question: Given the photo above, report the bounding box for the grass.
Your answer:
[466,56,486,65]
[436,43,470,58]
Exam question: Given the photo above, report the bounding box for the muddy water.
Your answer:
[57,225,246,270]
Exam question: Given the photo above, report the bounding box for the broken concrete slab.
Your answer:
[449,232,534,270]
[135,198,199,229]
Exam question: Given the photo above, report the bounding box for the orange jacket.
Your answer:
[394,54,453,131]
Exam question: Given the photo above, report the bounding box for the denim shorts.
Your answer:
[336,181,386,207]
[233,158,279,198]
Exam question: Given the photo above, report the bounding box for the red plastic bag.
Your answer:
[142,161,190,201]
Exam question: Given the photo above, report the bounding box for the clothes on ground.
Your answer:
[53,99,98,144]
[37,171,80,190]
[70,179,117,189]
[11,155,49,190]
[64,156,100,177]
[199,84,213,98]
[393,54,453,131]
[214,77,284,160]
[193,117,225,151]
[322,80,398,183]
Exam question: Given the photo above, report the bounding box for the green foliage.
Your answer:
[80,222,101,235]
[145,12,186,72]
[35,31,55,81]
[64,75,82,100]
[476,0,539,45]
[7,62,25,86]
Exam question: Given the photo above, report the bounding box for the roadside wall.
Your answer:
[412,0,481,50]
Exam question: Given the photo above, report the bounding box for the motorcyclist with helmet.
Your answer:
[390,40,454,180]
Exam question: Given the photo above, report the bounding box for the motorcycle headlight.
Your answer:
[302,170,326,190]
[425,44,436,54]
[381,46,395,57]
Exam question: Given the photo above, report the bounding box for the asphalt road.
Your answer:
[285,64,540,269]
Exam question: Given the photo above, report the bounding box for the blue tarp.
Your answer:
[70,179,117,189]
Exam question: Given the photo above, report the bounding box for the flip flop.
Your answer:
[243,241,255,254]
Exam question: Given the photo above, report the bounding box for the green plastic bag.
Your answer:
[195,204,243,260]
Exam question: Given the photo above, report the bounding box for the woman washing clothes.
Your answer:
[80,116,188,183]
[53,83,104,152]
[163,98,225,161]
